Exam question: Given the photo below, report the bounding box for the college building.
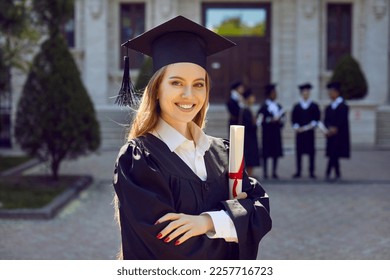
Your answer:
[3,0,390,150]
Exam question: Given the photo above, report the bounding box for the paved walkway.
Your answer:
[0,147,389,259]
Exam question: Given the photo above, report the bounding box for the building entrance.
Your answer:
[202,2,271,103]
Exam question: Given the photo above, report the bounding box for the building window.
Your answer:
[326,3,352,70]
[205,6,267,37]
[119,3,145,69]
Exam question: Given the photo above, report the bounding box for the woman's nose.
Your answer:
[182,86,192,97]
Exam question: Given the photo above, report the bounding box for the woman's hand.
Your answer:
[326,126,338,137]
[155,213,214,246]
[235,192,247,200]
[155,193,247,245]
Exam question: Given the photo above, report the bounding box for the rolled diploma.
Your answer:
[228,125,245,199]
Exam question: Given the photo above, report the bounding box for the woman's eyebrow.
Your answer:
[168,76,205,81]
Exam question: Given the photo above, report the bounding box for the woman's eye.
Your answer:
[194,83,205,88]
[171,81,182,86]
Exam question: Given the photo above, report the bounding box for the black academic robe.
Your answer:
[291,102,320,155]
[241,108,260,167]
[324,102,350,158]
[257,103,284,158]
[113,133,272,260]
[226,98,240,127]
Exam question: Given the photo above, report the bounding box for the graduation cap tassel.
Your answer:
[115,55,137,107]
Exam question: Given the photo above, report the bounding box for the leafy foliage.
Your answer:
[32,0,74,35]
[212,17,265,37]
[0,49,10,94]
[330,54,368,100]
[0,0,40,75]
[15,34,100,179]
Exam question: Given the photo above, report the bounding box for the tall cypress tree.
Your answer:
[15,0,100,180]
[330,54,368,100]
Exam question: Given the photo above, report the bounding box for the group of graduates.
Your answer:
[227,81,350,181]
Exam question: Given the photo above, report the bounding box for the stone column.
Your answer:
[83,0,108,106]
[152,0,179,26]
[295,0,321,101]
[363,0,389,104]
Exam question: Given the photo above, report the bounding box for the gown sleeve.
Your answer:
[219,140,272,260]
[113,140,237,260]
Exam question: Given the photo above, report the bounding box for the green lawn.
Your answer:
[0,176,77,209]
[0,155,32,173]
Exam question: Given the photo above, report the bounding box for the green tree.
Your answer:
[214,17,266,37]
[0,49,10,95]
[0,0,39,145]
[330,54,368,100]
[15,0,100,180]
[0,0,40,80]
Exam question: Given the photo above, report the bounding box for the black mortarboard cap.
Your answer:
[326,81,341,91]
[116,15,236,107]
[230,80,243,90]
[298,83,313,91]
[264,83,276,96]
[122,16,236,71]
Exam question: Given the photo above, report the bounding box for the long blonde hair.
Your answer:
[127,65,210,140]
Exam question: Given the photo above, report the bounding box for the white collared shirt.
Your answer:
[231,89,245,108]
[230,89,241,101]
[152,118,238,242]
[331,96,343,109]
[293,98,318,129]
[265,99,280,116]
[299,98,312,110]
[153,119,209,181]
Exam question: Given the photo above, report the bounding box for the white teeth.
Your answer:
[177,104,193,109]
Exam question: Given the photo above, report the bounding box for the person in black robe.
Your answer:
[226,81,245,134]
[112,16,272,260]
[324,81,350,180]
[239,89,260,177]
[257,84,285,179]
[291,83,321,179]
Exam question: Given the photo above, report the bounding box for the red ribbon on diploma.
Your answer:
[228,158,245,198]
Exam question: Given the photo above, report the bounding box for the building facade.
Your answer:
[5,0,390,150]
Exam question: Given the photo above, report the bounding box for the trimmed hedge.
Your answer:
[15,34,100,180]
[330,54,368,100]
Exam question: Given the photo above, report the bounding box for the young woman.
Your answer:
[113,16,272,260]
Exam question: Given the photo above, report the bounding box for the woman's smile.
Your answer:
[175,103,196,111]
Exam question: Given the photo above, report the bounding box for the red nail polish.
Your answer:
[156,233,162,239]
[175,240,180,246]
[164,237,170,243]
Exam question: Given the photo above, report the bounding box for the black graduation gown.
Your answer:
[226,98,240,126]
[291,102,320,155]
[113,133,272,260]
[324,102,350,158]
[257,103,284,158]
[241,108,260,167]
